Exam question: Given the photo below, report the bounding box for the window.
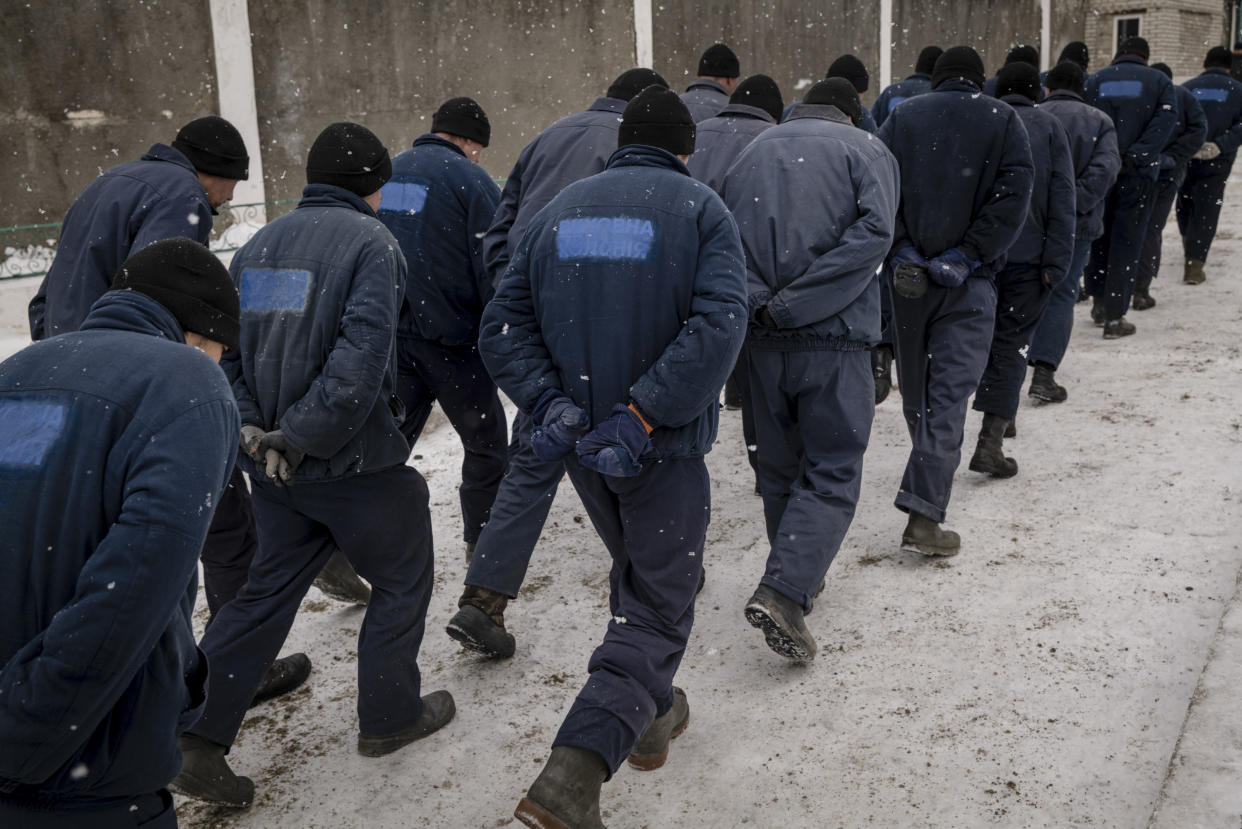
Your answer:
[1116,15,1142,54]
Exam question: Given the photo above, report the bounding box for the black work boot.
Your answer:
[1184,257,1206,284]
[1028,363,1067,403]
[465,541,476,563]
[249,652,311,708]
[872,344,894,405]
[446,585,515,658]
[900,511,960,557]
[1132,272,1156,310]
[744,584,817,662]
[628,687,690,771]
[1090,297,1105,326]
[1004,418,1017,438]
[969,413,1018,478]
[1102,317,1136,339]
[170,734,255,808]
[313,549,371,606]
[515,746,608,829]
[357,690,455,757]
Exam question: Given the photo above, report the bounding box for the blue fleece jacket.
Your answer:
[0,290,236,807]
[479,145,747,460]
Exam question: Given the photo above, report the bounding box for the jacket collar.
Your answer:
[589,97,628,114]
[933,78,983,94]
[1043,89,1085,103]
[686,79,728,95]
[906,72,932,82]
[785,104,854,125]
[80,290,186,343]
[1000,93,1035,108]
[1204,67,1233,77]
[141,143,197,175]
[605,144,691,176]
[413,133,466,158]
[715,103,776,123]
[297,183,378,217]
[1112,55,1149,67]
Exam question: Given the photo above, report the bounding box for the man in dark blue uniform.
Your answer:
[983,44,1040,98]
[0,239,240,828]
[969,62,1076,477]
[877,46,1034,556]
[173,124,452,808]
[724,78,899,661]
[448,68,668,659]
[681,43,741,122]
[1134,62,1207,308]
[872,45,942,126]
[1026,62,1121,404]
[379,97,505,560]
[481,86,746,828]
[1178,46,1242,284]
[1084,36,1177,338]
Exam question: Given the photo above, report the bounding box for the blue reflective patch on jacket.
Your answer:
[0,400,67,467]
[240,268,313,312]
[1099,80,1144,99]
[1193,87,1230,103]
[382,181,430,214]
[555,216,655,261]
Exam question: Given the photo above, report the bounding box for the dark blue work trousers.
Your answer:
[552,455,708,777]
[396,337,508,544]
[200,465,257,619]
[1028,236,1093,370]
[189,464,434,746]
[974,263,1051,421]
[1086,171,1158,320]
[748,347,872,611]
[1137,170,1184,291]
[733,342,759,480]
[891,275,996,523]
[1177,157,1233,263]
[0,789,175,828]
[463,410,566,597]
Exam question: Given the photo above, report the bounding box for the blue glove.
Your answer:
[927,247,980,288]
[529,389,589,462]
[575,404,653,478]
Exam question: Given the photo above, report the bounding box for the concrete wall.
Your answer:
[892,0,1042,82]
[0,1,218,228]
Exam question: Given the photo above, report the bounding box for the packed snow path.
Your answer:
[168,201,1242,828]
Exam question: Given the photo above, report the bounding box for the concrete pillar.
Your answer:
[880,0,893,91]
[1041,0,1052,71]
[633,0,653,68]
[208,0,266,216]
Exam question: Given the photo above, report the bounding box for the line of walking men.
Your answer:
[2,34,1240,829]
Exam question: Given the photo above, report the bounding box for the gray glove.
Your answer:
[256,430,306,484]
[1194,142,1221,161]
[240,424,267,460]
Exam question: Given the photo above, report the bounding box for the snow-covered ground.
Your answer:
[1,189,1238,829]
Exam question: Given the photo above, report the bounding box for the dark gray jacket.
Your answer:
[723,105,900,349]
[681,79,730,122]
[686,103,776,194]
[1039,90,1122,242]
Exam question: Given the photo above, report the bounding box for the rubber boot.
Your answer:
[357,690,455,757]
[1090,296,1105,326]
[170,734,255,808]
[1102,317,1136,339]
[1131,271,1156,310]
[1184,258,1206,284]
[1028,363,1067,403]
[446,585,515,658]
[313,549,371,606]
[1004,418,1016,438]
[249,652,311,707]
[515,746,608,829]
[968,413,1018,478]
[744,584,816,662]
[900,511,960,557]
[627,687,690,771]
[465,541,476,563]
[872,344,894,405]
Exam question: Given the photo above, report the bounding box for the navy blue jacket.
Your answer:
[782,101,877,133]
[877,79,1035,277]
[681,79,731,122]
[483,97,627,284]
[1085,56,1177,176]
[379,134,501,345]
[29,144,213,341]
[1160,86,1209,175]
[224,184,409,482]
[872,73,932,126]
[1039,90,1122,242]
[0,291,236,806]
[1183,68,1242,161]
[722,105,900,349]
[686,103,776,194]
[479,145,747,461]
[999,95,1077,283]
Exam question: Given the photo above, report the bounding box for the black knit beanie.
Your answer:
[1206,46,1233,69]
[1151,62,1173,80]
[1005,44,1040,68]
[1059,41,1089,71]
[113,238,239,351]
[1118,36,1150,60]
[1046,61,1086,96]
[803,77,862,126]
[431,97,491,147]
[933,46,986,89]
[827,54,869,93]
[306,122,392,198]
[698,43,740,78]
[607,68,669,102]
[172,116,249,181]
[916,46,944,76]
[996,62,1040,102]
[618,85,696,155]
[730,74,785,122]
